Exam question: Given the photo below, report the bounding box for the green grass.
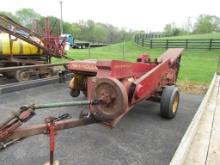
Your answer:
[65,42,164,61]
[53,41,220,84]
[160,33,220,39]
[178,50,219,84]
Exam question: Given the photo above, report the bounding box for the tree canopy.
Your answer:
[1,8,220,41]
[0,8,136,43]
[163,14,220,36]
[193,15,220,34]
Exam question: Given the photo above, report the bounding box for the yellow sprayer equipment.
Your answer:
[0,15,68,81]
[0,33,44,55]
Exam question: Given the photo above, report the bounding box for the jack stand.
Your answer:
[44,118,59,165]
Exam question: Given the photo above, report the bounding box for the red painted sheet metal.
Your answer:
[157,48,184,65]
[96,60,133,78]
[132,62,157,78]
[132,60,170,103]
[96,60,156,79]
[68,60,97,73]
[131,48,184,104]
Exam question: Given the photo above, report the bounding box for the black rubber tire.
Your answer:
[70,89,80,97]
[82,90,87,97]
[160,86,179,119]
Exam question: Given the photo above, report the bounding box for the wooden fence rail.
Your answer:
[134,35,220,50]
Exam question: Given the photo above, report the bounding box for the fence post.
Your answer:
[217,56,220,75]
[137,35,140,44]
[142,37,144,47]
[209,39,213,50]
[88,45,91,58]
[185,39,188,49]
[166,39,169,49]
[150,39,152,49]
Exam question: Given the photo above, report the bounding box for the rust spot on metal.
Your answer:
[90,78,128,121]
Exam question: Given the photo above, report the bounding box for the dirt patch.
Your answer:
[177,82,208,95]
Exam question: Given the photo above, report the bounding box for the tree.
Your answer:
[69,23,81,38]
[193,15,220,33]
[0,11,18,22]
[38,16,61,36]
[16,8,42,28]
[93,24,108,42]
[163,23,174,36]
[163,23,186,36]
[1,8,137,44]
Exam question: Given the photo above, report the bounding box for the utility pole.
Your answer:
[187,16,191,34]
[60,1,63,35]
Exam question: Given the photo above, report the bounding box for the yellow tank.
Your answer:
[0,33,44,55]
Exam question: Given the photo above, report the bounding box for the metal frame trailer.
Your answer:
[0,15,66,81]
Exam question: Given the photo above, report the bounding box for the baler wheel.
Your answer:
[70,89,80,97]
[160,86,179,119]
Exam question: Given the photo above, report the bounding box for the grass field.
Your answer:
[160,33,220,39]
[53,41,220,85]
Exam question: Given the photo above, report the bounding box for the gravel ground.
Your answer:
[0,83,203,165]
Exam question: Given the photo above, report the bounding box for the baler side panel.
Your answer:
[131,48,184,104]
[96,60,156,79]
[131,60,170,103]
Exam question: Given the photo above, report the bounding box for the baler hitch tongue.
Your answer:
[0,99,101,146]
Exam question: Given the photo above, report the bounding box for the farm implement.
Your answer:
[0,48,184,164]
[0,15,68,81]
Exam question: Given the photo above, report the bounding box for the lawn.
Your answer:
[53,41,220,85]
[159,32,220,39]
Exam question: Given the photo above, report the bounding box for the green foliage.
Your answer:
[69,20,134,43]
[63,22,81,38]
[16,8,42,28]
[163,23,187,37]
[163,15,220,37]
[193,15,220,34]
[36,16,61,36]
[0,9,135,44]
[0,11,19,22]
[93,24,108,42]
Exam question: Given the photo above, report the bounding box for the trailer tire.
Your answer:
[15,70,31,82]
[160,86,179,119]
[42,68,54,78]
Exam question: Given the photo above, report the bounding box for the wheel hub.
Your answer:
[90,78,128,120]
[172,93,179,113]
